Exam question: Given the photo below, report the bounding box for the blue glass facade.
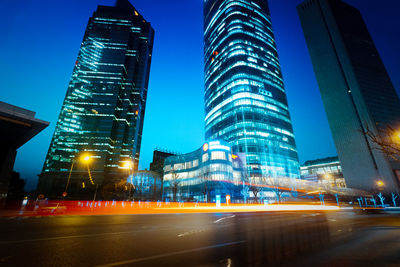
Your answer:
[204,0,300,180]
[39,0,154,196]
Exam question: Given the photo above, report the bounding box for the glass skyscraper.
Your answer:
[39,0,154,197]
[203,0,300,180]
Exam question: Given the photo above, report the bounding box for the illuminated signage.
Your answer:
[203,143,209,152]
[208,141,230,151]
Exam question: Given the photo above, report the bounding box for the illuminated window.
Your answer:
[211,151,226,160]
[174,163,183,170]
[193,159,199,167]
[202,153,209,162]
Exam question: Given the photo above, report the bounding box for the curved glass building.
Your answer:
[204,0,300,180]
[163,140,246,201]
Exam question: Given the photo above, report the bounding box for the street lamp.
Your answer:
[64,153,94,198]
[80,153,99,203]
[376,180,385,187]
[64,160,76,198]
[81,153,94,185]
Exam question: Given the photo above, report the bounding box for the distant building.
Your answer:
[0,102,49,206]
[163,141,246,202]
[203,0,300,180]
[149,149,177,176]
[298,0,400,192]
[300,156,346,188]
[127,171,162,200]
[38,0,154,198]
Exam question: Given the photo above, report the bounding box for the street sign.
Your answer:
[226,195,231,205]
[216,195,221,207]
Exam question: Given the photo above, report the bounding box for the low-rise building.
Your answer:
[163,141,246,202]
[300,156,346,188]
[0,102,49,206]
[149,149,177,176]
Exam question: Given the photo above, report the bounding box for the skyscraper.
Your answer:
[298,0,400,192]
[203,0,300,180]
[39,0,154,197]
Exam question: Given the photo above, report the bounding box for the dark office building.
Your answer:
[149,149,177,176]
[38,0,154,198]
[203,0,300,181]
[0,102,49,206]
[298,0,400,192]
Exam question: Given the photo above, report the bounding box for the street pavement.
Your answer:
[0,211,399,266]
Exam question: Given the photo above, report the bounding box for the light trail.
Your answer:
[19,200,357,217]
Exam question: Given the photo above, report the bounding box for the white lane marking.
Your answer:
[177,229,206,237]
[214,215,235,223]
[0,230,141,245]
[96,240,246,267]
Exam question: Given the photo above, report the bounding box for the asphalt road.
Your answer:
[0,211,399,266]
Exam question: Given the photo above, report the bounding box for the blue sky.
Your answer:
[1,0,399,190]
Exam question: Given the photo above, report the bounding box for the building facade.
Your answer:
[163,141,246,202]
[298,0,400,192]
[203,0,300,181]
[149,149,177,176]
[301,156,346,188]
[0,102,49,206]
[39,0,154,198]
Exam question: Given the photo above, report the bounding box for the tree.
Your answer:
[101,179,131,200]
[265,176,284,203]
[241,181,250,204]
[364,124,400,162]
[170,170,180,202]
[248,175,262,204]
[201,166,210,202]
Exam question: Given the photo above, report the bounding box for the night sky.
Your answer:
[1,0,399,190]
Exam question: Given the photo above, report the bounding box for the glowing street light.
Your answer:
[63,153,94,198]
[376,180,385,187]
[121,160,133,170]
[81,154,92,163]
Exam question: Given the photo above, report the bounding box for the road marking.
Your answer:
[0,230,141,245]
[96,240,246,267]
[177,228,206,237]
[214,215,235,223]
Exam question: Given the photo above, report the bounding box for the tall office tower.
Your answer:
[204,0,300,180]
[298,0,400,192]
[39,0,154,197]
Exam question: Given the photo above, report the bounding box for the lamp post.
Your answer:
[80,153,98,202]
[64,154,93,198]
[81,154,94,185]
[63,160,75,199]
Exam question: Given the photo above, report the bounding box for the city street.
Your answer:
[0,211,399,266]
